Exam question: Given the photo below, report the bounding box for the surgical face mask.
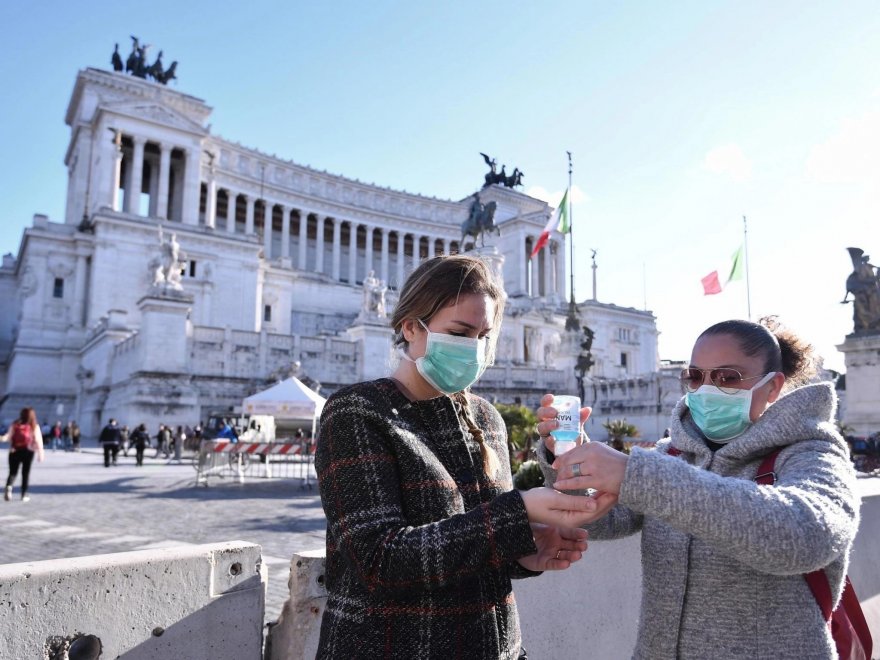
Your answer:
[400,320,489,394]
[685,372,776,443]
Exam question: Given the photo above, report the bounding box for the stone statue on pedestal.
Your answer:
[360,270,387,319]
[843,247,880,334]
[461,194,499,247]
[149,225,187,292]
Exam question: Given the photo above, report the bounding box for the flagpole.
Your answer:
[565,151,579,331]
[743,215,752,320]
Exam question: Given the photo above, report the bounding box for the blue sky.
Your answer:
[2,1,878,372]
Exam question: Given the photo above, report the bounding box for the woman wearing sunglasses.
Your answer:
[315,254,600,660]
[536,317,860,659]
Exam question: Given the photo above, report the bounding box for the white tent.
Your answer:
[242,377,326,421]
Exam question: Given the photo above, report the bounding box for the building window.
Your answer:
[264,305,272,323]
[189,260,197,278]
[53,277,64,299]
[620,352,628,368]
[618,327,631,342]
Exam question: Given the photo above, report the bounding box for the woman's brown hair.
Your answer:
[17,407,37,428]
[391,254,506,477]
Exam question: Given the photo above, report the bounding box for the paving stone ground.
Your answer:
[0,442,327,624]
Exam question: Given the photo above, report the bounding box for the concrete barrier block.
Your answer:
[0,541,266,660]
[265,549,326,660]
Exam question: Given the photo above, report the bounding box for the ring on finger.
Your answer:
[555,549,562,560]
[571,462,582,478]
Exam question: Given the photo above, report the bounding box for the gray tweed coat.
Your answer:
[542,382,860,659]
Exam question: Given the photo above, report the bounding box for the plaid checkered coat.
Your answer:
[315,378,538,660]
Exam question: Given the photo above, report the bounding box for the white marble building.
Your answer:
[0,67,662,440]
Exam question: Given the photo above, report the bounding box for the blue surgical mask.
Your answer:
[686,372,776,443]
[401,320,489,394]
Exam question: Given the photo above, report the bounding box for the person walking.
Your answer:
[98,419,122,467]
[61,422,72,451]
[537,317,861,659]
[154,424,170,458]
[131,423,149,466]
[170,425,186,463]
[49,421,62,451]
[4,407,44,502]
[120,425,131,457]
[314,254,596,659]
[70,421,81,452]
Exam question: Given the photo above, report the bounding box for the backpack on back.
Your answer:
[10,423,33,450]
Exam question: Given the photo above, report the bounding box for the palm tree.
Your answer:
[602,419,640,453]
[493,403,539,474]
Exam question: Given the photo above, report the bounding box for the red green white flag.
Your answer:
[701,245,744,295]
[530,188,570,259]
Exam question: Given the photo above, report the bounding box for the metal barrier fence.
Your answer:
[193,439,316,487]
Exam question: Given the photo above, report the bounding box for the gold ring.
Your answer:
[555,550,562,560]
[571,462,582,478]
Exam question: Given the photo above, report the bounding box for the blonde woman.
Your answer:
[315,254,598,659]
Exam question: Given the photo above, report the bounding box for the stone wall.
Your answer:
[0,541,266,659]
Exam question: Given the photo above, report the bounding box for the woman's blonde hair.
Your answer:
[391,254,506,477]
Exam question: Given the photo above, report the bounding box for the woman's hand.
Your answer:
[536,393,592,455]
[517,523,588,572]
[520,487,606,528]
[552,441,628,494]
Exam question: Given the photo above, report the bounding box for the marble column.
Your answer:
[73,252,87,327]
[396,232,405,288]
[380,228,389,284]
[281,205,291,260]
[543,242,554,297]
[332,218,342,281]
[530,236,540,297]
[428,237,436,260]
[205,173,217,229]
[146,151,159,217]
[556,241,566,299]
[443,239,451,255]
[518,233,528,295]
[125,136,145,214]
[348,221,358,283]
[156,142,171,220]
[111,132,123,212]
[181,148,201,225]
[263,203,273,258]
[316,215,326,274]
[411,234,422,272]
[298,211,308,269]
[245,196,255,235]
[365,226,375,276]
[226,191,236,233]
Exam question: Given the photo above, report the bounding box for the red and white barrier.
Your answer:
[207,441,315,456]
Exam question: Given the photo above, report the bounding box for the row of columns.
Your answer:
[111,133,196,224]
[206,186,462,287]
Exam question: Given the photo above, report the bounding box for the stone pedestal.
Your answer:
[137,289,193,373]
[471,245,506,289]
[346,321,393,382]
[837,333,880,436]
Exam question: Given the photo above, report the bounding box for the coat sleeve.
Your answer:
[33,425,45,461]
[537,443,644,539]
[315,389,537,595]
[619,441,860,575]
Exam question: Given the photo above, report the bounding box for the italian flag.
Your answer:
[702,245,744,295]
[530,188,570,259]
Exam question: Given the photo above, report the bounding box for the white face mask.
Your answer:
[685,372,776,443]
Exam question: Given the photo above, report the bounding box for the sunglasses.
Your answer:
[679,368,770,395]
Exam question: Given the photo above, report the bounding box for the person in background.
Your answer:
[154,424,170,458]
[171,425,185,463]
[315,254,596,659]
[70,421,81,453]
[537,317,860,659]
[98,419,122,467]
[49,421,62,451]
[61,422,72,451]
[131,423,150,467]
[3,407,44,502]
[120,425,131,457]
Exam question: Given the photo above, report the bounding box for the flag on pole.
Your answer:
[701,244,744,295]
[530,188,570,259]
